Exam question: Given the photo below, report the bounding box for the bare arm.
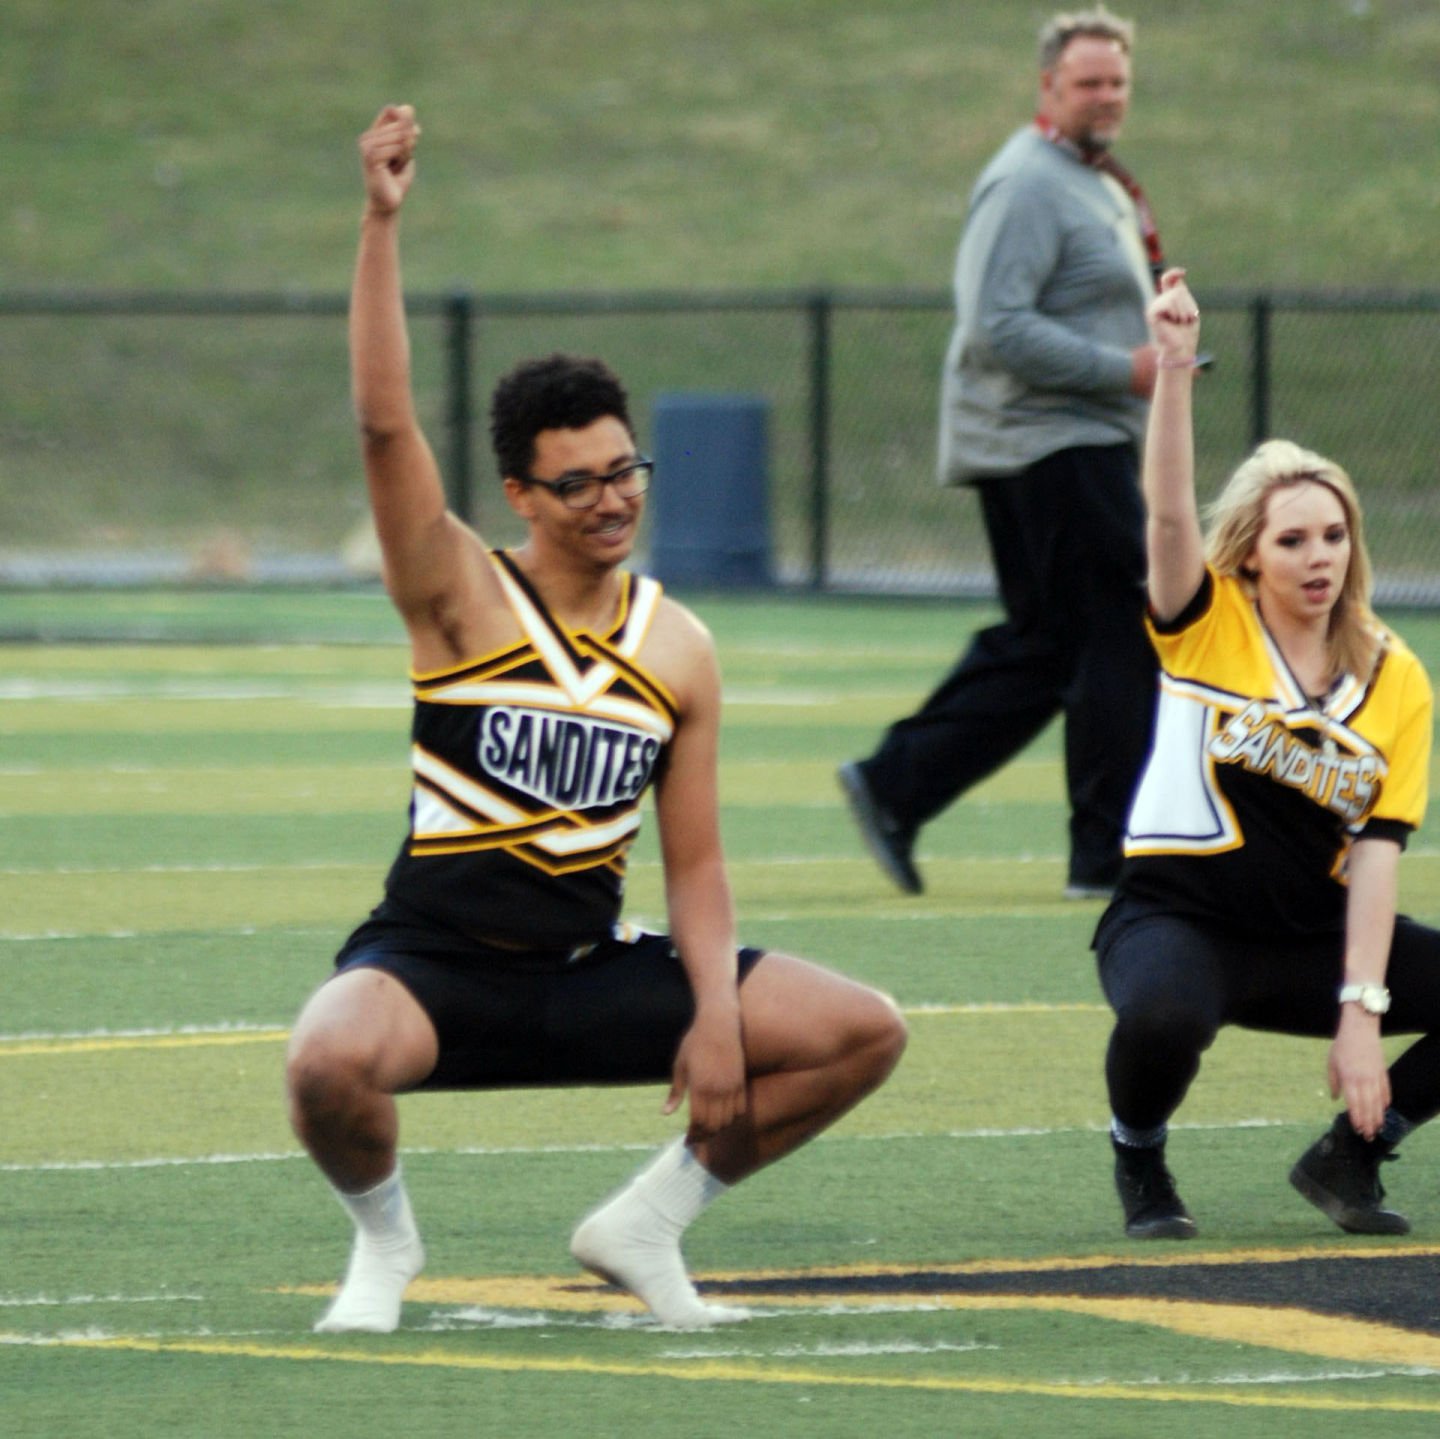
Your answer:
[652,617,747,1141]
[1141,269,1207,623]
[1329,836,1399,1138]
[351,106,479,631]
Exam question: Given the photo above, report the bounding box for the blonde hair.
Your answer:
[1038,5,1134,70]
[1206,439,1380,680]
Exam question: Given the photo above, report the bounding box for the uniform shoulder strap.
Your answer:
[489,549,585,665]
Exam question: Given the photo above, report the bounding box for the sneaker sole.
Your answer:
[1288,1163,1412,1236]
[1124,1214,1198,1240]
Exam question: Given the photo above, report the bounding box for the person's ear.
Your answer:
[503,476,536,520]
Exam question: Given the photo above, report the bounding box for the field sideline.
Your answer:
[5,592,1440,1437]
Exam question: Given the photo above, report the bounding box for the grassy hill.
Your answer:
[6,0,1439,294]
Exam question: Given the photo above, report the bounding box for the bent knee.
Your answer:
[1112,999,1217,1056]
[740,956,905,1074]
[285,1031,377,1122]
[286,966,438,1110]
[863,988,909,1061]
[843,986,908,1084]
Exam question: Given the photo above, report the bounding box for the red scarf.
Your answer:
[1034,117,1164,288]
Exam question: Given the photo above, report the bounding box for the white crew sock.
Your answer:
[313,1166,426,1334]
[570,1138,751,1329]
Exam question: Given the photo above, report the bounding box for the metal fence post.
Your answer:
[5,284,1440,602]
[1250,293,1271,447]
[806,289,832,590]
[444,289,475,521]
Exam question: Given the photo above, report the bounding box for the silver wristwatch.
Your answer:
[1337,982,1391,1015]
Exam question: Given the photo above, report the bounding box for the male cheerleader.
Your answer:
[284,105,907,1333]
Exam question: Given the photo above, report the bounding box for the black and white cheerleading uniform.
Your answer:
[332,551,764,1088]
[380,549,678,950]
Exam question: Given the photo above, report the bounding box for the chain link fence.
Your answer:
[3,288,1438,600]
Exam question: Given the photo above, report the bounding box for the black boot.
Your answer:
[1289,1113,1410,1235]
[1113,1137,1197,1240]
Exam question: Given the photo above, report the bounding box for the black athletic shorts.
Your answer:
[333,912,765,1091]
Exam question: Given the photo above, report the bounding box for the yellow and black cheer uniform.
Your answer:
[332,550,761,1090]
[1122,566,1431,937]
[1097,568,1440,1132]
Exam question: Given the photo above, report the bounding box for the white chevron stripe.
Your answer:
[532,810,641,855]
[1258,624,1307,712]
[492,560,619,706]
[412,745,640,856]
[419,678,672,740]
[619,576,662,659]
[412,746,528,824]
[412,785,485,837]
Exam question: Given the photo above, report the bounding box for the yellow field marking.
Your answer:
[278,1245,1440,1369]
[1048,1294,1440,1368]
[0,1030,289,1058]
[284,1243,1440,1314]
[0,1004,1099,1059]
[698,1244,1440,1277]
[20,1332,1440,1413]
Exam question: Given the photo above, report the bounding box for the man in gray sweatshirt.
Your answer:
[841,5,1161,900]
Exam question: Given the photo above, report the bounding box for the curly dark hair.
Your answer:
[488,353,634,481]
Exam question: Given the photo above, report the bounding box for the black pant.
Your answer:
[1097,900,1440,1131]
[860,443,1156,887]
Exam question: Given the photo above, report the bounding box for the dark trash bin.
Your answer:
[649,392,773,589]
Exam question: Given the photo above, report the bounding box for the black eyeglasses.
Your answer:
[521,456,654,510]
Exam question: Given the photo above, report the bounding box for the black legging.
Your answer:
[1097,900,1440,1131]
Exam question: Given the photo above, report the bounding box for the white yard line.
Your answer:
[0,1120,1299,1176]
[0,1293,203,1309]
